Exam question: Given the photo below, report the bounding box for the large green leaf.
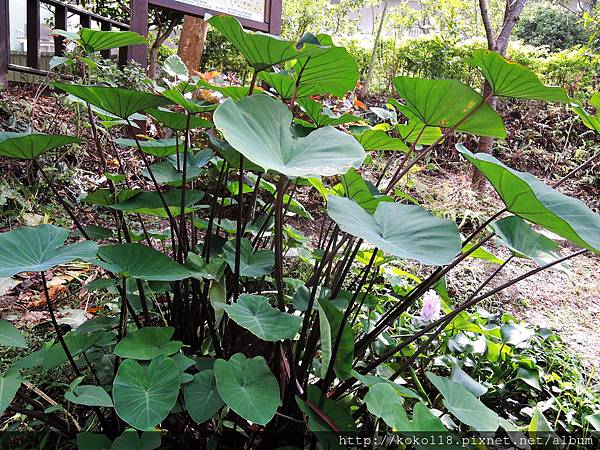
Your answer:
[146,107,212,130]
[364,383,406,429]
[221,294,302,341]
[141,151,211,186]
[573,93,600,134]
[207,15,305,71]
[392,77,506,138]
[113,356,180,430]
[183,369,224,424]
[0,369,21,416]
[213,95,365,177]
[458,145,600,253]
[115,138,181,157]
[318,298,353,380]
[427,372,500,432]
[95,243,191,281]
[294,34,359,97]
[161,88,217,114]
[327,196,461,265]
[257,71,296,100]
[65,384,113,407]
[0,225,97,277]
[109,189,205,218]
[214,353,280,425]
[114,327,183,360]
[395,120,442,145]
[0,320,27,348]
[337,168,393,214]
[297,97,359,127]
[354,129,409,152]
[79,28,145,52]
[223,238,274,277]
[111,429,161,450]
[0,132,80,159]
[491,215,567,270]
[466,49,569,103]
[53,83,172,119]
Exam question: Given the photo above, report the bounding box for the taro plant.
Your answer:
[1,19,600,449]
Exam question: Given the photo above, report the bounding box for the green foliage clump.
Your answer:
[514,1,589,52]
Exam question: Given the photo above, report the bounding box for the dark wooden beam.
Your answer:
[54,4,67,56]
[80,13,91,29]
[129,0,148,68]
[100,21,112,59]
[0,0,9,87]
[26,0,41,69]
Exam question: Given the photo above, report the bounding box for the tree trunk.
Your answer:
[360,0,389,97]
[177,16,209,76]
[472,0,528,189]
[147,18,178,80]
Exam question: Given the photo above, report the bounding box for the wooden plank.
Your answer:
[27,0,41,69]
[54,4,67,56]
[80,13,92,29]
[100,21,112,59]
[0,0,9,87]
[268,0,282,35]
[129,0,149,68]
[43,0,129,29]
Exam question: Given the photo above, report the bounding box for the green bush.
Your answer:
[514,1,589,52]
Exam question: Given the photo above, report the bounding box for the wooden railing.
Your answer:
[0,0,130,85]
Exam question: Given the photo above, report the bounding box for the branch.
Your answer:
[478,0,496,49]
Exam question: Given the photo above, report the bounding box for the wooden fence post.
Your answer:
[26,0,40,69]
[0,0,9,88]
[129,0,148,69]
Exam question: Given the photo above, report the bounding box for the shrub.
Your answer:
[0,22,599,448]
[514,1,589,52]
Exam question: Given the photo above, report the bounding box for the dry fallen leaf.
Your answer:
[27,285,68,309]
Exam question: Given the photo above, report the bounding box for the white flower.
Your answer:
[419,290,441,324]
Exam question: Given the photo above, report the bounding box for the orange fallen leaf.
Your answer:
[27,285,68,309]
[353,98,367,111]
[199,71,220,81]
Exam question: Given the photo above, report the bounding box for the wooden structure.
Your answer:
[0,0,282,86]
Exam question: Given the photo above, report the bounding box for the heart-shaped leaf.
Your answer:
[466,49,570,103]
[95,243,191,281]
[222,294,302,341]
[223,238,274,278]
[146,108,212,130]
[354,129,409,152]
[163,55,188,79]
[183,369,224,424]
[364,383,404,428]
[110,429,161,450]
[114,327,183,360]
[337,168,393,214]
[458,145,600,253]
[258,71,296,99]
[213,95,365,177]
[427,372,500,432]
[327,196,461,266]
[0,132,80,159]
[79,28,145,52]
[0,320,27,348]
[214,353,280,425]
[109,189,205,218]
[115,138,181,157]
[113,356,180,430]
[395,120,442,145]
[491,215,567,271]
[141,151,211,186]
[185,253,226,281]
[450,363,488,397]
[0,369,22,416]
[207,15,307,71]
[294,34,359,97]
[573,93,600,134]
[0,225,98,277]
[319,298,353,380]
[392,77,506,138]
[297,97,359,127]
[65,384,113,407]
[53,83,172,119]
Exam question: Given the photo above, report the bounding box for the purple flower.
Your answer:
[419,290,441,324]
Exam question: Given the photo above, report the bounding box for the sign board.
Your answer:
[178,0,265,23]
